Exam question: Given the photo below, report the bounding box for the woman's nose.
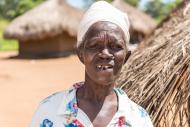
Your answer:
[98,48,114,60]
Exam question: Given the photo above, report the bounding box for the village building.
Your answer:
[112,0,157,45]
[4,0,156,57]
[3,0,84,58]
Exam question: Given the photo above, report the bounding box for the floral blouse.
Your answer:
[29,82,154,127]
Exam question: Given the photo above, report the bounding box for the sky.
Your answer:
[66,0,87,9]
[66,0,176,9]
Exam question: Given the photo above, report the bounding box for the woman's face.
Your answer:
[78,21,129,85]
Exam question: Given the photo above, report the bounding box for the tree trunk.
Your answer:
[117,0,190,126]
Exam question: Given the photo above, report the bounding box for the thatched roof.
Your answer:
[117,0,190,126]
[4,0,156,41]
[3,0,84,41]
[112,0,157,35]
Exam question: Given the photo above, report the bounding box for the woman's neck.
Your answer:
[79,74,115,104]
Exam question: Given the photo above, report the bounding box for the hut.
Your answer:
[3,0,84,58]
[117,0,190,126]
[112,0,157,45]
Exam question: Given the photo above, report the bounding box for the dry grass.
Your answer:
[117,1,190,126]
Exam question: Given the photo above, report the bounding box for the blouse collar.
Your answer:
[57,83,131,117]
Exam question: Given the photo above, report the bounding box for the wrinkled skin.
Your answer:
[76,21,131,127]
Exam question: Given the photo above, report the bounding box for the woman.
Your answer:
[30,1,153,127]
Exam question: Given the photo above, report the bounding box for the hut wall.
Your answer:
[19,31,76,58]
[129,28,145,44]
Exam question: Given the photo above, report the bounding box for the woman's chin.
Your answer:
[94,78,115,87]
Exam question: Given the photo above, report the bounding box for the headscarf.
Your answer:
[77,0,130,47]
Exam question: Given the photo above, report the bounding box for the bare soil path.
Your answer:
[0,51,84,127]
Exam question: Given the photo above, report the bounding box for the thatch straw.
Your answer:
[4,0,156,42]
[117,0,190,126]
[3,0,84,41]
[112,0,157,35]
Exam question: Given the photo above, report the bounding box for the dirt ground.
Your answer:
[0,51,84,127]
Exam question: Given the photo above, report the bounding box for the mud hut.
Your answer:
[117,0,190,126]
[112,0,157,45]
[3,0,84,58]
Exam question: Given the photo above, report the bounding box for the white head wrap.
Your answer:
[77,1,130,47]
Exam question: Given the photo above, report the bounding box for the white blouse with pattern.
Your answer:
[29,82,154,127]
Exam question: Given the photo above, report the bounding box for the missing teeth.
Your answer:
[97,65,112,70]
[97,65,102,69]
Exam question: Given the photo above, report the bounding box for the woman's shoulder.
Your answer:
[39,84,80,107]
[117,88,149,116]
[29,83,82,127]
[35,82,83,111]
[115,88,148,113]
[40,91,65,106]
[114,88,154,126]
[126,97,154,126]
[33,90,69,117]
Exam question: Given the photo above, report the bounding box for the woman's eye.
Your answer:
[88,43,99,49]
[111,44,123,50]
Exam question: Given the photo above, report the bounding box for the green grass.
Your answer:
[0,19,18,51]
[0,38,18,51]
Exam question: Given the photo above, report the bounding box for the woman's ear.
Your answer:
[124,50,131,64]
[76,43,84,64]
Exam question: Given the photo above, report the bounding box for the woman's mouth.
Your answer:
[96,64,113,71]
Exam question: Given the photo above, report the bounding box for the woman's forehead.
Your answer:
[83,21,125,41]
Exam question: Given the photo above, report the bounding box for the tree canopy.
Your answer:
[0,0,44,20]
[0,0,182,23]
[144,0,182,22]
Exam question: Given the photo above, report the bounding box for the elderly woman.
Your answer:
[30,1,153,127]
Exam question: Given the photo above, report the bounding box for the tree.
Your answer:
[124,0,139,7]
[0,0,18,19]
[144,0,182,22]
[0,0,44,20]
[83,0,140,9]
